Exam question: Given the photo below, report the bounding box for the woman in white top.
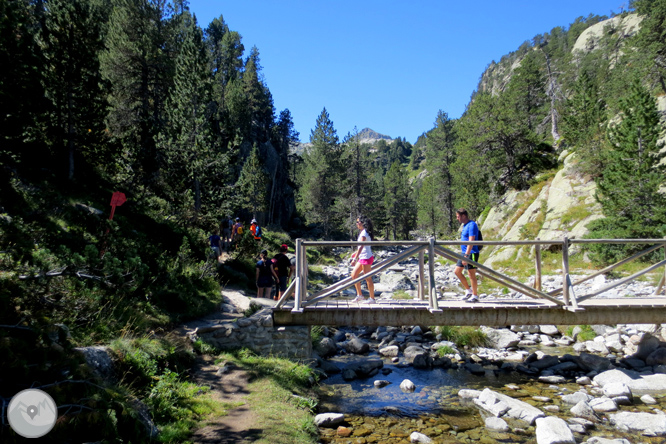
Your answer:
[350,215,376,303]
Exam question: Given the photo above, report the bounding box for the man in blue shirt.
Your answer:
[455,208,480,303]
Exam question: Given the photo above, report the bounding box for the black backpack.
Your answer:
[474,221,483,251]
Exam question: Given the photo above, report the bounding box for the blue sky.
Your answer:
[187,1,628,143]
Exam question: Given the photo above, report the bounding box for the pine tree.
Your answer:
[39,0,109,180]
[416,175,442,238]
[561,71,607,175]
[298,108,341,237]
[156,8,216,217]
[384,161,416,239]
[100,0,175,187]
[0,0,47,167]
[587,78,666,262]
[632,0,666,94]
[236,144,269,219]
[423,110,457,234]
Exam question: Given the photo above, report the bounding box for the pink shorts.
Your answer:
[358,257,374,265]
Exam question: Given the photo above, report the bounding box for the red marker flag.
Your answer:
[109,192,126,220]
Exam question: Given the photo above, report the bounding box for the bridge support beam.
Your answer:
[273,304,666,327]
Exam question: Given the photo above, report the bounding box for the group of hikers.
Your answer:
[208,216,264,261]
[208,207,482,303]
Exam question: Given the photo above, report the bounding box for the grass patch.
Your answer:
[436,345,456,356]
[392,290,412,299]
[215,349,319,444]
[567,325,597,342]
[432,326,488,348]
[560,199,593,229]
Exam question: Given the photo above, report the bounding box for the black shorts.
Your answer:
[257,276,274,288]
[277,275,288,292]
[456,252,479,270]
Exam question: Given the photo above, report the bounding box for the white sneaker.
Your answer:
[351,295,365,303]
[461,290,473,301]
[363,298,376,304]
[466,295,479,303]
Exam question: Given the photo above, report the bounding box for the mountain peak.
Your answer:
[357,128,392,143]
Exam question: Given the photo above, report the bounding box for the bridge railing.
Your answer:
[275,237,666,313]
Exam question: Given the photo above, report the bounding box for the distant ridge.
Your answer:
[289,127,394,156]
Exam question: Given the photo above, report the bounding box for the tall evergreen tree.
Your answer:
[156,8,216,217]
[416,175,441,238]
[631,0,666,94]
[424,110,457,234]
[383,161,416,239]
[298,108,341,237]
[39,0,109,180]
[100,0,175,187]
[587,78,666,261]
[0,0,47,166]
[561,71,607,175]
[236,144,269,219]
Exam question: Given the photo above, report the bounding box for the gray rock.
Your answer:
[374,380,391,388]
[584,438,631,444]
[458,389,482,399]
[346,337,370,354]
[315,337,338,358]
[609,411,666,435]
[568,423,586,434]
[409,431,432,443]
[539,375,567,384]
[569,401,600,422]
[74,346,116,383]
[594,369,666,394]
[380,272,415,290]
[314,413,345,428]
[379,345,399,357]
[634,333,661,360]
[465,363,486,376]
[646,347,666,366]
[589,397,618,412]
[474,388,545,424]
[400,379,416,392]
[562,392,592,405]
[603,382,632,400]
[535,416,576,444]
[641,394,657,404]
[531,355,560,370]
[342,368,357,381]
[575,353,611,372]
[482,327,520,349]
[404,345,426,361]
[413,353,432,369]
[485,416,509,432]
[540,325,560,336]
[576,376,592,385]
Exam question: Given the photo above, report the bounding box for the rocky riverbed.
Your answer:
[312,322,666,444]
[311,249,666,443]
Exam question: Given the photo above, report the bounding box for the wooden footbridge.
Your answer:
[272,238,666,327]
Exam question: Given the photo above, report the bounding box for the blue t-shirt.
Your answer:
[209,234,221,247]
[461,221,480,255]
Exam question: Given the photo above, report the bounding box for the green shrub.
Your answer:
[433,326,488,348]
[436,345,456,356]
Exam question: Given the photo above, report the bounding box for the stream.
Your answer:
[316,338,666,444]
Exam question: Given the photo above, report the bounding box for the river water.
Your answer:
[317,344,666,444]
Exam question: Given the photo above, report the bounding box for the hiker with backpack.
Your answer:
[250,219,262,242]
[455,208,482,303]
[232,217,244,244]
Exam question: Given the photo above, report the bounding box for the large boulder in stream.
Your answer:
[594,369,666,394]
[481,327,520,349]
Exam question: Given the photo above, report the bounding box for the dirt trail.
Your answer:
[170,301,259,443]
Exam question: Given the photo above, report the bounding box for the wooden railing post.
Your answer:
[292,238,304,313]
[428,237,440,311]
[656,236,666,296]
[418,250,425,300]
[534,238,542,291]
[562,236,570,306]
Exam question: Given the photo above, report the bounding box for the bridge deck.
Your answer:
[272,297,666,327]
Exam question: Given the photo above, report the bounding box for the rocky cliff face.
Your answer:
[481,151,602,268]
